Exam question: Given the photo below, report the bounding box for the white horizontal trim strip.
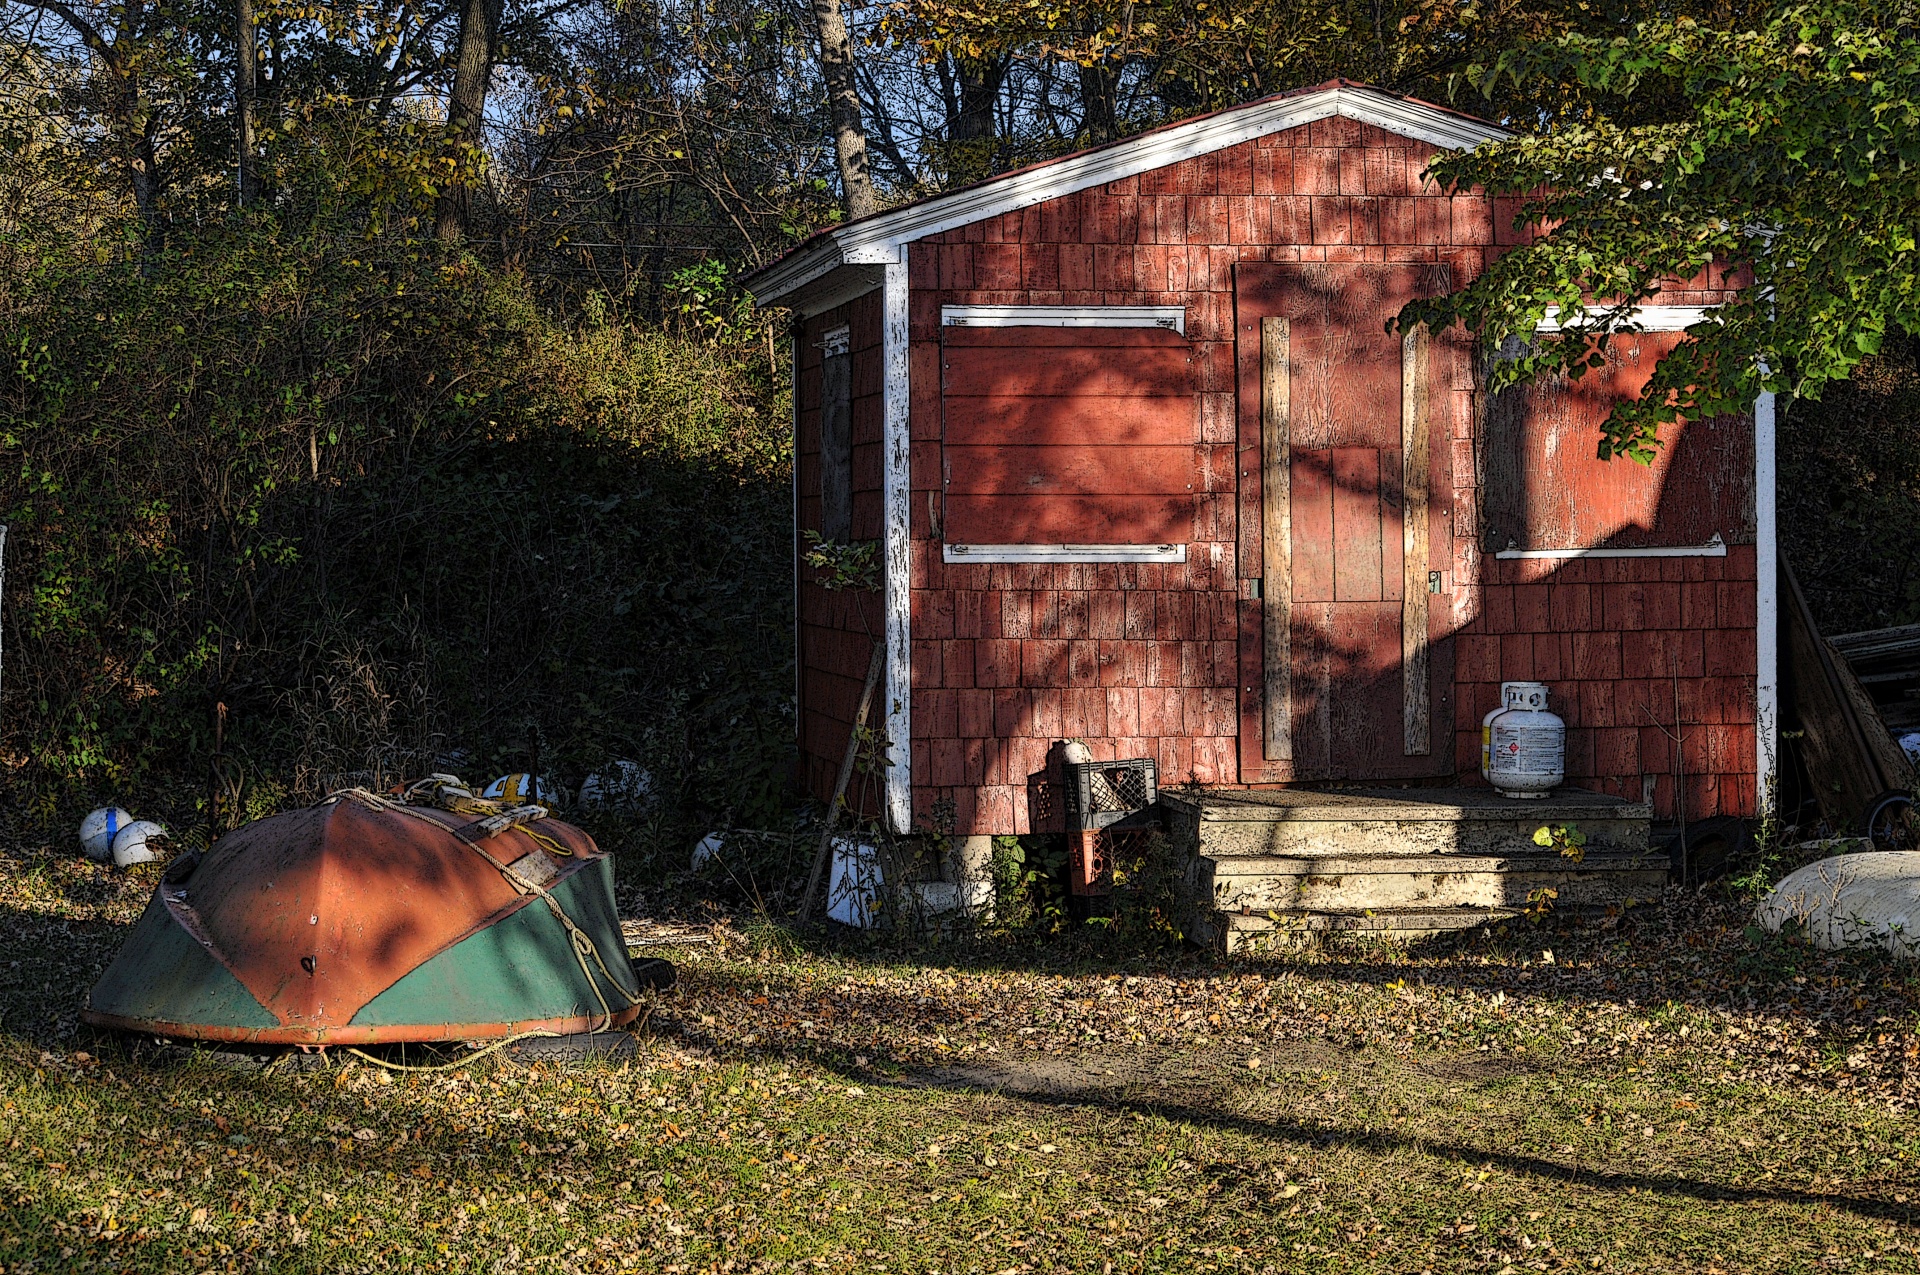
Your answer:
[943,543,1188,564]
[1536,305,1718,334]
[941,305,1185,333]
[1496,533,1727,560]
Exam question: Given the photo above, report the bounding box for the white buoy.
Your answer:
[78,807,134,863]
[1755,851,1920,958]
[690,832,727,870]
[1488,682,1565,798]
[110,820,169,868]
[482,773,563,807]
[578,761,653,812]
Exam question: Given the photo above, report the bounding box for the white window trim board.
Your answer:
[1494,533,1727,560]
[943,543,1188,564]
[1534,304,1718,334]
[941,305,1185,333]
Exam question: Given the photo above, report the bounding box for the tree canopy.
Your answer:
[1404,1,1920,462]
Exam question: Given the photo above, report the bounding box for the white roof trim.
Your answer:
[750,84,1509,308]
[941,305,1185,333]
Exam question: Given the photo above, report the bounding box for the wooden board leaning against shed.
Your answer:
[1783,558,1916,829]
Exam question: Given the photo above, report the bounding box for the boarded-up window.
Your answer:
[819,325,852,542]
[939,327,1199,545]
[1483,332,1755,551]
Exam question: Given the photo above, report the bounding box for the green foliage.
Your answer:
[1532,822,1588,864]
[1404,2,1920,462]
[799,533,880,592]
[989,834,1068,929]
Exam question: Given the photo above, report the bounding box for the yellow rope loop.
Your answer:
[523,827,574,857]
[344,1030,561,1073]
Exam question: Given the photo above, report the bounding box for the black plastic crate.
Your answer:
[1062,757,1159,831]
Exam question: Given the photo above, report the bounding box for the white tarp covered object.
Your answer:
[1755,850,1920,958]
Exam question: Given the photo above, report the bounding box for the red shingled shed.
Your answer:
[747,80,1775,844]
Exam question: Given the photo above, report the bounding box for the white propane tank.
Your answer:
[1480,682,1530,782]
[1488,681,1565,798]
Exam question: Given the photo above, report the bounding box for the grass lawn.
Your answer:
[3,840,1919,1274]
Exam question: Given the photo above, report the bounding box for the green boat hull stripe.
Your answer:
[88,893,280,1030]
[350,857,641,1027]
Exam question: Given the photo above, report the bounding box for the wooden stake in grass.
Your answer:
[801,641,885,921]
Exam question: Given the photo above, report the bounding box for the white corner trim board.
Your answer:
[1535,305,1719,334]
[943,543,1188,564]
[1755,389,1779,809]
[941,305,1186,333]
[880,262,913,835]
[1494,533,1727,560]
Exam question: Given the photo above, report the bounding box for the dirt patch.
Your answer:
[1415,1049,1544,1085]
[902,1039,1340,1101]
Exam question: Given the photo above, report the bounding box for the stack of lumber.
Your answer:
[1784,561,1916,829]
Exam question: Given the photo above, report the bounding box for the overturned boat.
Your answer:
[84,786,650,1044]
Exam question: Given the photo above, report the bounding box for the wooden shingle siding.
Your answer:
[796,292,887,812]
[886,120,1753,834]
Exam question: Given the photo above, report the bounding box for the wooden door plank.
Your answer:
[1402,324,1432,756]
[1261,316,1292,762]
[1380,445,1405,602]
[1331,446,1383,602]
[1293,601,1335,774]
[1291,449,1335,602]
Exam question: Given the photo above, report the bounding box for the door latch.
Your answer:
[1428,571,1444,594]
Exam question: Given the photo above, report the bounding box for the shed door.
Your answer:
[1235,264,1455,782]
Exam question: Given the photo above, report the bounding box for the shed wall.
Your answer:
[796,292,888,812]
[883,115,1758,834]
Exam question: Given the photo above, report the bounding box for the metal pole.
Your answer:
[0,524,10,742]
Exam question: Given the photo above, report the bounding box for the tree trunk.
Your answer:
[434,0,502,241]
[236,0,257,204]
[1078,59,1119,144]
[954,55,1003,146]
[810,0,876,220]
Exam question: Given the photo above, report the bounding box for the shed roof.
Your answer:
[747,79,1509,312]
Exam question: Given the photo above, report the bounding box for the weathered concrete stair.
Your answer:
[1163,787,1664,952]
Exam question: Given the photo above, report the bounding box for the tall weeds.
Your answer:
[0,216,793,839]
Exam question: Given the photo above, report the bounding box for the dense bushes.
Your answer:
[0,216,793,842]
[1780,334,1920,635]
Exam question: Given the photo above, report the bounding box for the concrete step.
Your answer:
[1198,905,1524,953]
[1165,786,1651,859]
[1202,849,1668,912]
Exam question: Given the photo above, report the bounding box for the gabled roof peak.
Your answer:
[748,80,1508,310]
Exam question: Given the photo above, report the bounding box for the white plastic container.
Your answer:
[1488,682,1565,798]
[1479,682,1530,781]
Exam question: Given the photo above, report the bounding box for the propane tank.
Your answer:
[1488,682,1566,798]
[1479,682,1531,782]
